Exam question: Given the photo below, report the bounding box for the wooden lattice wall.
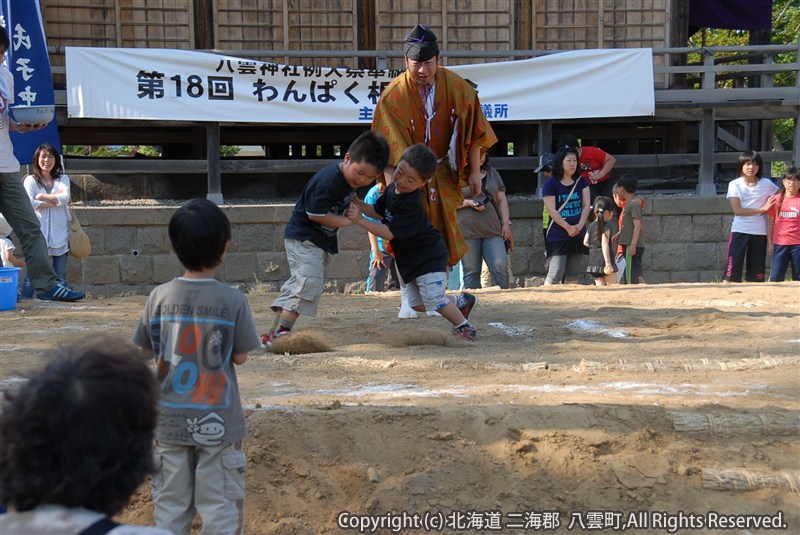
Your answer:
[43,0,673,70]
[533,0,669,50]
[43,0,194,85]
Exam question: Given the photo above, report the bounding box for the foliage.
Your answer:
[62,145,241,157]
[687,0,798,151]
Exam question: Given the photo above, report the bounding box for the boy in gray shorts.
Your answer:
[133,199,260,534]
[348,144,478,341]
[262,131,390,347]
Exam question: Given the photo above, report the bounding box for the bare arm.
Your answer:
[767,214,775,256]
[348,204,395,241]
[577,186,591,231]
[630,217,642,253]
[367,232,387,269]
[601,231,613,265]
[728,196,774,216]
[308,212,352,228]
[2,249,25,268]
[9,121,47,133]
[590,153,616,183]
[232,353,248,365]
[352,198,380,220]
[495,189,512,240]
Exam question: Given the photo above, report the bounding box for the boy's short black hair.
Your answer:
[556,134,580,151]
[347,130,390,172]
[0,337,159,516]
[399,144,438,181]
[737,150,763,179]
[169,198,231,271]
[617,173,638,194]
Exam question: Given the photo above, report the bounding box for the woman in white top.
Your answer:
[723,150,778,283]
[19,143,72,297]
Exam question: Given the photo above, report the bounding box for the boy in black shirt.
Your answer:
[347,145,478,341]
[263,131,390,348]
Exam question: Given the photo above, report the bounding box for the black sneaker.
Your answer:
[453,323,477,342]
[459,292,477,320]
[37,282,85,302]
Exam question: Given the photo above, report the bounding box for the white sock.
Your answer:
[398,285,418,319]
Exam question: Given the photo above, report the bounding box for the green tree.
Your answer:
[688,0,798,154]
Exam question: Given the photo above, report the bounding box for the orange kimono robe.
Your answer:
[372,68,497,267]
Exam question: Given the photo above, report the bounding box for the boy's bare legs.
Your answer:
[412,300,465,326]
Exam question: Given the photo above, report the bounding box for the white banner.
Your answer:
[66,47,654,123]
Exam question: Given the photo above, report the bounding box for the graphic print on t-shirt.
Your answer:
[150,305,235,413]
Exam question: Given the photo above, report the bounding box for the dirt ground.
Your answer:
[1,282,798,534]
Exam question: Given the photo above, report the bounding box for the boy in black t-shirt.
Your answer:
[263,131,390,348]
[347,145,478,341]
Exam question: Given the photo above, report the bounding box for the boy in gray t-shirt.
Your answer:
[133,199,260,535]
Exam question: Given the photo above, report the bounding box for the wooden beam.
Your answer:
[62,151,796,177]
[697,108,716,196]
[207,122,222,203]
[193,0,215,49]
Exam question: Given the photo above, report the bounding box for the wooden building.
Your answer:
[38,0,799,200]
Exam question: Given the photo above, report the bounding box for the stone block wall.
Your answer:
[63,196,740,297]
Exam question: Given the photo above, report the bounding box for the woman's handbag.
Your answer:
[68,208,91,259]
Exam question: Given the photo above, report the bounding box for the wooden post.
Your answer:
[357,0,375,69]
[697,108,716,196]
[536,120,552,198]
[206,122,223,204]
[794,114,800,165]
[796,39,800,166]
[516,0,531,50]
[193,0,215,49]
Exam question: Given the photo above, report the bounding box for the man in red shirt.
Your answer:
[558,134,616,206]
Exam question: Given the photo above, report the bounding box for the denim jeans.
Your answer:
[20,252,69,298]
[770,244,800,281]
[462,236,509,289]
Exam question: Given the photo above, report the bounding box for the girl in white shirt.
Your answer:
[723,150,777,282]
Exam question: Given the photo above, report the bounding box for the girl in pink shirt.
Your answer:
[768,167,800,282]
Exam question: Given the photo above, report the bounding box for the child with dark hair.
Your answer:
[613,174,646,284]
[767,166,800,282]
[583,196,617,286]
[262,130,390,347]
[723,150,778,283]
[133,198,260,535]
[348,144,478,341]
[0,337,173,534]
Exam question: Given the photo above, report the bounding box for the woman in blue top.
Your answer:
[542,146,591,284]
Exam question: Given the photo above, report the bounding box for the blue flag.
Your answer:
[1,0,61,164]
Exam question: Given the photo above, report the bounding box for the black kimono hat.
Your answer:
[404,24,439,61]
